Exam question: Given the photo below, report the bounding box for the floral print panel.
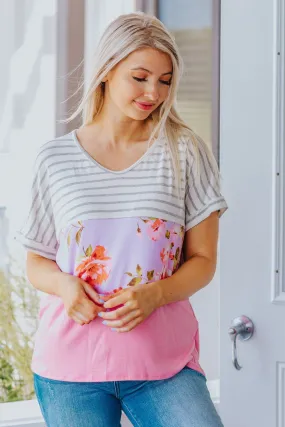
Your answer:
[56,217,185,299]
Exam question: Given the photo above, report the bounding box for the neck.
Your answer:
[88,116,154,148]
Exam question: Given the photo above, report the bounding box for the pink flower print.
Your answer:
[157,268,171,281]
[75,245,111,287]
[160,248,168,265]
[147,219,166,241]
[160,242,174,265]
[160,270,169,280]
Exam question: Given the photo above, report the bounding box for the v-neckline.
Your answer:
[72,129,163,175]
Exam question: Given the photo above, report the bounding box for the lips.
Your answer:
[134,101,155,110]
[137,102,154,106]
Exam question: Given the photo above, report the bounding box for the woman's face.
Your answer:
[104,47,173,120]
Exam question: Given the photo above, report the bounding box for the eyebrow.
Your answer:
[131,67,172,76]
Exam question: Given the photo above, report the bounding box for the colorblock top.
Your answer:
[15,129,228,382]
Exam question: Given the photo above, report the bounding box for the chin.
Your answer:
[128,110,151,120]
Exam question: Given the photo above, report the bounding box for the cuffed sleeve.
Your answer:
[185,135,228,231]
[14,153,58,260]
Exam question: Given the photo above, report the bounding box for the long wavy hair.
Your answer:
[62,11,221,195]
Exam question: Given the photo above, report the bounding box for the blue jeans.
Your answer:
[33,366,224,426]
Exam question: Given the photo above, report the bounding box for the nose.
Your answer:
[144,84,159,102]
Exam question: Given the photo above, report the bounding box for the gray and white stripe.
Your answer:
[15,130,228,259]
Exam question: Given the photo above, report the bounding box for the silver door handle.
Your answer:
[228,315,254,370]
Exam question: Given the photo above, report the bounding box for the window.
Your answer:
[0,1,84,425]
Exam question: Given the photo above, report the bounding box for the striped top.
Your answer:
[15,129,228,261]
[14,129,229,382]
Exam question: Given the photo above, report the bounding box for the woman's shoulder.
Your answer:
[33,131,76,171]
[36,131,75,156]
[176,130,214,163]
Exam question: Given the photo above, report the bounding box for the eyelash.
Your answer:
[133,77,171,86]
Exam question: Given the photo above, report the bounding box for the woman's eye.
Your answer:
[132,77,171,86]
[133,77,146,82]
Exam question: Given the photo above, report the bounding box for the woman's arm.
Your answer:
[26,252,106,325]
[153,210,220,307]
[26,252,67,296]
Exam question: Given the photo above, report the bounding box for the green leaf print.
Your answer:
[75,229,82,245]
[173,247,181,271]
[136,264,143,276]
[66,222,84,249]
[175,247,180,260]
[147,270,154,281]
[85,245,93,257]
[127,277,142,286]
[165,230,170,239]
[125,272,133,277]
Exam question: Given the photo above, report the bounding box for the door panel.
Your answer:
[219,1,285,425]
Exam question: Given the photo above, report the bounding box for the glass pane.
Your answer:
[158,0,215,145]
[157,0,220,382]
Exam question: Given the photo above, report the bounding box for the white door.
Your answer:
[219,0,285,426]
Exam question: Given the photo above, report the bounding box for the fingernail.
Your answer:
[111,328,117,332]
[99,299,105,303]
[102,320,108,325]
[98,312,103,317]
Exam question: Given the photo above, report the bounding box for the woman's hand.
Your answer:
[98,282,160,332]
[58,274,106,326]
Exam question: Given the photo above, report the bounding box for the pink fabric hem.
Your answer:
[31,360,205,383]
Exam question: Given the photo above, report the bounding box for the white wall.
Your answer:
[0,0,58,263]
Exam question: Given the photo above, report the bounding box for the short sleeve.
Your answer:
[14,153,58,260]
[185,136,229,231]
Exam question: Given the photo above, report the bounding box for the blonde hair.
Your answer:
[62,11,221,196]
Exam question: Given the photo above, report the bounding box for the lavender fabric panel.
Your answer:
[55,217,185,296]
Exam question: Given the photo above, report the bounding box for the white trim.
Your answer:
[0,399,44,427]
[277,362,285,427]
[272,0,285,304]
[208,379,220,406]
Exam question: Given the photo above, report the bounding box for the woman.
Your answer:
[16,11,228,427]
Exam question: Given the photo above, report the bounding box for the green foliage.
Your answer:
[0,255,39,402]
